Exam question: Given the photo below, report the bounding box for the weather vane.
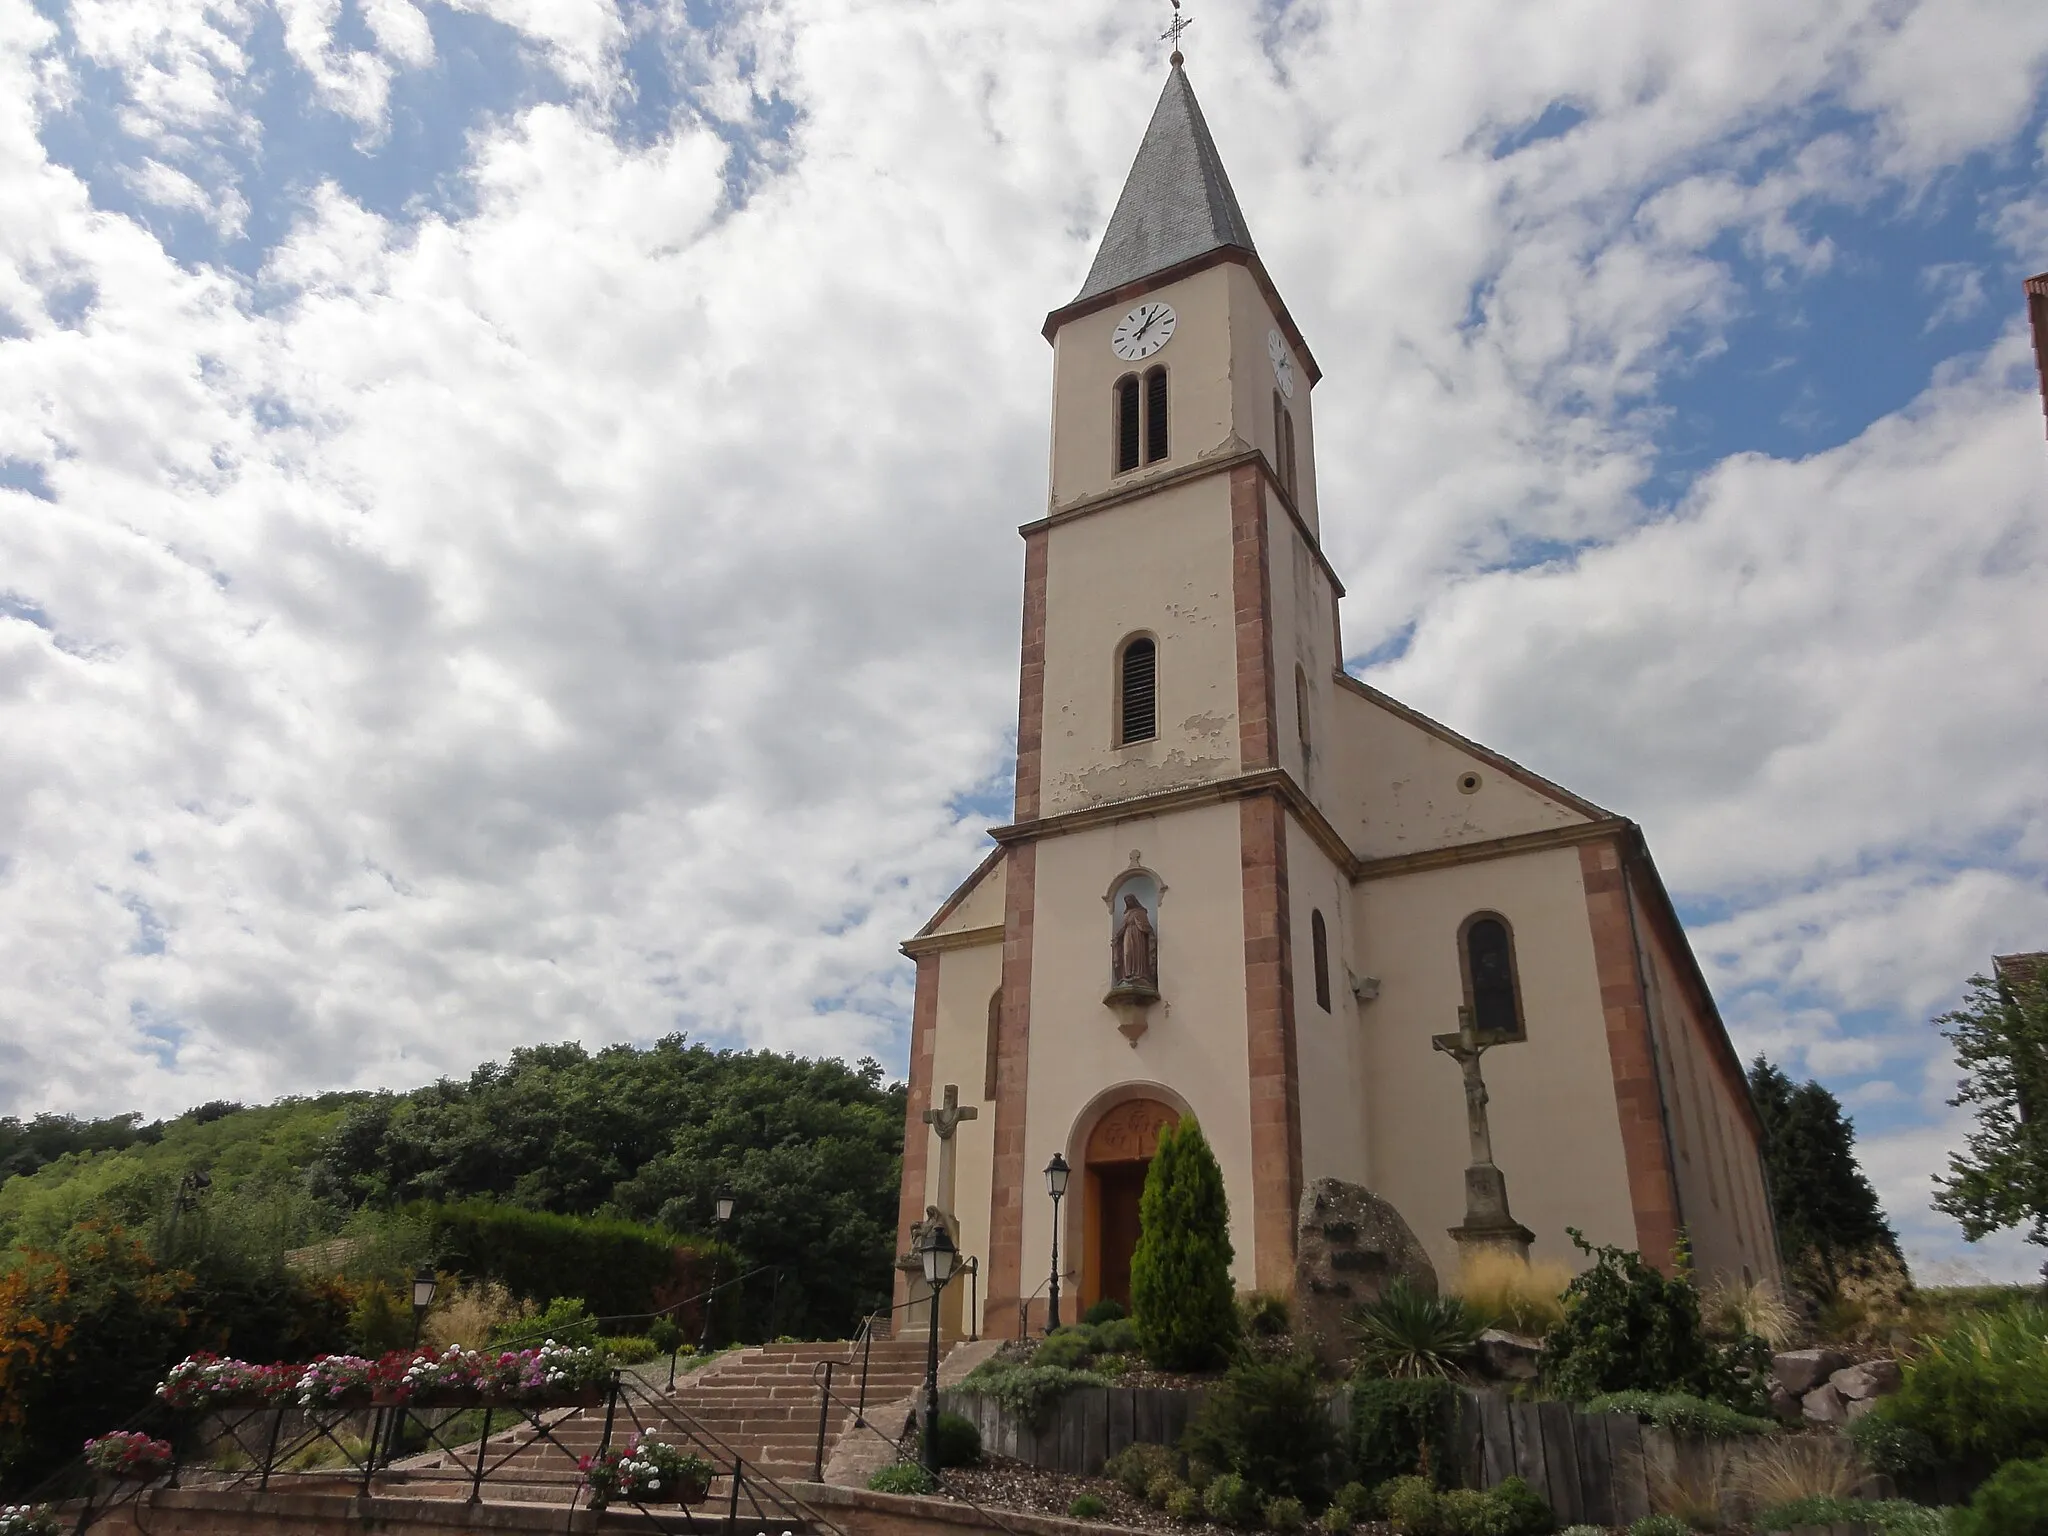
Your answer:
[1162,0,1192,66]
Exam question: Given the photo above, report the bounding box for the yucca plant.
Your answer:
[1347,1280,1480,1379]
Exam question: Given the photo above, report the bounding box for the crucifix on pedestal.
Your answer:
[1431,1007,1534,1262]
[898,1084,979,1338]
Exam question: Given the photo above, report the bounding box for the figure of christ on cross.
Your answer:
[1430,1006,1499,1169]
[922,1083,978,1225]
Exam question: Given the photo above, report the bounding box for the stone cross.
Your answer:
[1430,1006,1498,1169]
[922,1083,978,1223]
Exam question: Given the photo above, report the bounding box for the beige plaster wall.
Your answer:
[924,936,1004,1333]
[1021,802,1260,1299]
[1039,478,1241,816]
[1267,500,1340,813]
[1326,685,1592,859]
[1635,906,1779,1285]
[1225,263,1319,535]
[930,856,1006,935]
[1049,265,1238,508]
[1288,815,1370,1189]
[1353,847,1638,1279]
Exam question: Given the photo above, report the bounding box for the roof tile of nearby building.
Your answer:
[1072,64,1258,305]
[1995,951,2048,986]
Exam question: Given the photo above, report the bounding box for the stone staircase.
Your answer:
[383,1336,934,1508]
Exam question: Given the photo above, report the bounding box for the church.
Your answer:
[893,57,1780,1339]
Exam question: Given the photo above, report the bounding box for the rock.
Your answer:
[1767,1384,1803,1425]
[1293,1178,1437,1369]
[1474,1329,1543,1382]
[1830,1359,1902,1400]
[1846,1396,1879,1421]
[1802,1383,1849,1426]
[1773,1348,1851,1395]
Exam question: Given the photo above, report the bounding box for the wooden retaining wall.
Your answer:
[944,1385,1839,1527]
[938,1388,1207,1476]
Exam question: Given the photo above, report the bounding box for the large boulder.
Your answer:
[1773,1348,1850,1395]
[1474,1329,1544,1382]
[1802,1383,1849,1426]
[1831,1359,1902,1401]
[1294,1178,1437,1369]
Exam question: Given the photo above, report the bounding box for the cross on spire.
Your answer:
[1161,0,1192,67]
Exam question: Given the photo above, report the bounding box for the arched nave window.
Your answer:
[1460,912,1525,1040]
[984,989,1002,1100]
[1311,910,1331,1012]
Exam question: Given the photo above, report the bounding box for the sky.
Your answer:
[1,0,2046,1281]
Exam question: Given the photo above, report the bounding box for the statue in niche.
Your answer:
[1112,894,1158,992]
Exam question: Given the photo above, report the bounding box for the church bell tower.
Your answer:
[974,55,1354,1326]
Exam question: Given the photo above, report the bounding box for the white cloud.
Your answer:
[3,0,2048,1273]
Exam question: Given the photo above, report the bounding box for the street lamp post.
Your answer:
[1044,1154,1070,1332]
[410,1265,439,1348]
[917,1222,960,1475]
[701,1188,736,1352]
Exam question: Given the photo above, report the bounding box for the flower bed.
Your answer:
[156,1354,295,1411]
[0,1506,60,1536]
[156,1343,613,1415]
[371,1346,487,1406]
[580,1435,713,1510]
[83,1432,174,1481]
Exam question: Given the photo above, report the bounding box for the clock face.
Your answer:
[1267,328,1296,399]
[1111,302,1177,361]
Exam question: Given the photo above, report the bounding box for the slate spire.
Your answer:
[1072,63,1258,305]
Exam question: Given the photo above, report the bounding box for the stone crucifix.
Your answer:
[1430,1006,1498,1169]
[1431,1006,1534,1260]
[922,1083,978,1224]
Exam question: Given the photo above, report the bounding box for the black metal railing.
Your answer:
[22,1371,849,1536]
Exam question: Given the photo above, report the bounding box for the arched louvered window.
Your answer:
[1461,912,1525,1040]
[1295,664,1311,755]
[984,989,1002,1100]
[1144,366,1169,463]
[1273,390,1286,483]
[1118,634,1157,745]
[1312,910,1331,1012]
[1283,410,1298,500]
[1115,375,1141,474]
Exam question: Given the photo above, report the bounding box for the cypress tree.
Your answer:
[1748,1056,1896,1291]
[1130,1116,1239,1369]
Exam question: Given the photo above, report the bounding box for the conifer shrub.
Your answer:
[1069,1494,1108,1520]
[1331,1482,1376,1521]
[1487,1477,1555,1536]
[933,1411,981,1468]
[1379,1476,1441,1535]
[1131,1118,1238,1370]
[1083,1299,1128,1326]
[1166,1485,1204,1522]
[1318,1504,1353,1533]
[1203,1473,1263,1528]
[1105,1443,1176,1498]
[1036,1326,1099,1370]
[1438,1489,1509,1536]
[1954,1455,2048,1536]
[1182,1355,1338,1501]
[1350,1376,1459,1488]
[1147,1471,1184,1509]
[1264,1495,1307,1532]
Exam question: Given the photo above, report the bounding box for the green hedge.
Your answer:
[412,1201,731,1322]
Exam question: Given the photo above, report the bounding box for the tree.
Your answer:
[1748,1056,1896,1290]
[1129,1116,1238,1370]
[1933,965,2048,1247]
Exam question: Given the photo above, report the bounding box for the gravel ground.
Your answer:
[930,1457,1397,1536]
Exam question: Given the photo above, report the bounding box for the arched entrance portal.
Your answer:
[1082,1099,1180,1311]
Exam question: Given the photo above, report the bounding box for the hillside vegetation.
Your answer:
[1,1034,905,1339]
